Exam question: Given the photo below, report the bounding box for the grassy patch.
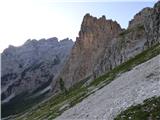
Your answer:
[89,43,160,87]
[114,96,160,120]
[136,24,145,31]
[13,43,160,120]
[119,24,145,36]
[1,76,53,118]
[1,90,49,118]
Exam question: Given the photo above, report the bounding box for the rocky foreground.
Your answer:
[56,54,160,120]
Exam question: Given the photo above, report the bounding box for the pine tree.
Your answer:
[59,78,68,94]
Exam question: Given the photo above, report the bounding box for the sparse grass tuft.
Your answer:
[114,96,160,120]
[89,43,160,87]
[119,24,145,36]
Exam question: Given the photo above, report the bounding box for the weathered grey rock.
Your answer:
[144,1,160,47]
[1,37,74,104]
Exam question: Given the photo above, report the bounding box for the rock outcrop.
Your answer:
[57,14,122,88]
[1,37,73,104]
[144,2,160,47]
[56,1,160,90]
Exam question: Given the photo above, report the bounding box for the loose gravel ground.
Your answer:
[55,55,160,120]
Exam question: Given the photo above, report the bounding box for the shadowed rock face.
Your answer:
[57,2,160,89]
[1,37,74,104]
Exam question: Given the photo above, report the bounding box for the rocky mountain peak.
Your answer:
[77,14,122,49]
[80,14,122,38]
[1,37,74,109]
[128,7,153,29]
[58,14,123,88]
[154,1,160,8]
[24,39,38,45]
[24,37,59,46]
[60,38,73,44]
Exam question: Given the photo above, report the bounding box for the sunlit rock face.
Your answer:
[57,14,122,88]
[1,37,74,104]
[57,2,160,89]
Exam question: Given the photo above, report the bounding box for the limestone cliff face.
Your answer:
[57,2,160,89]
[144,2,160,47]
[59,14,122,87]
[96,2,160,78]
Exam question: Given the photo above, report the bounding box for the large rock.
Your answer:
[57,14,122,88]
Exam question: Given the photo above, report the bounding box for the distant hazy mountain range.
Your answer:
[1,37,73,117]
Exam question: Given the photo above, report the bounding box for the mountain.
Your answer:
[55,1,160,91]
[12,40,160,120]
[1,37,74,117]
[2,1,160,119]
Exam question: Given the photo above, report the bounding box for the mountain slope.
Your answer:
[13,42,160,120]
[56,53,160,120]
[1,37,74,117]
[2,1,160,119]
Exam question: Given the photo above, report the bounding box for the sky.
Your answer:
[0,0,157,52]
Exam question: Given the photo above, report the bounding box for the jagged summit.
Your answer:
[76,13,122,50]
[128,7,153,29]
[3,37,73,54]
[57,13,123,88]
[23,37,59,46]
[80,13,122,37]
[154,0,160,8]
[60,38,73,43]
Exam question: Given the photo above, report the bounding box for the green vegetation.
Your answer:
[1,91,47,118]
[13,43,160,120]
[136,24,145,31]
[114,96,160,120]
[119,29,132,36]
[59,78,68,94]
[119,24,145,36]
[16,83,89,120]
[1,76,53,118]
[90,43,160,87]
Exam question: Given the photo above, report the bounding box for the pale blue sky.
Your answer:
[0,0,156,52]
